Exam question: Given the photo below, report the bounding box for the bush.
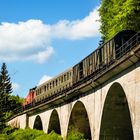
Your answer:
[67,130,85,140]
[8,129,45,140]
[35,130,63,140]
[0,127,89,140]
[3,129,63,140]
[2,125,17,135]
[0,134,8,140]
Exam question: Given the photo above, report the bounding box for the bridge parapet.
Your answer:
[7,113,27,129]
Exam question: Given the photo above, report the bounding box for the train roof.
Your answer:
[37,68,72,88]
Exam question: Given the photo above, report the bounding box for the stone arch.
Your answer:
[33,115,43,130]
[99,82,134,140]
[48,109,61,134]
[67,101,91,139]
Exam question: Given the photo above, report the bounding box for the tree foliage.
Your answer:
[0,63,23,132]
[99,0,140,41]
[0,63,13,130]
[1,128,63,140]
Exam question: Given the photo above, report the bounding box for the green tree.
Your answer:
[0,63,13,131]
[0,63,12,95]
[7,95,24,117]
[0,63,24,132]
[99,0,140,41]
[0,63,12,112]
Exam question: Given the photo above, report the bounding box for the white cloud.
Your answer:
[51,7,100,39]
[0,20,53,63]
[38,75,52,85]
[0,6,100,63]
[12,82,20,91]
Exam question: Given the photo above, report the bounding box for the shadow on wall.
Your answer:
[99,82,134,140]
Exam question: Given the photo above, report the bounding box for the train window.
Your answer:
[107,42,110,63]
[89,55,93,74]
[109,41,112,59]
[64,74,66,81]
[53,81,55,88]
[61,76,63,83]
[95,50,99,69]
[44,85,46,92]
[69,72,71,77]
[47,84,49,90]
[50,83,52,89]
[56,79,58,86]
[79,62,83,79]
[67,73,69,80]
[59,77,61,84]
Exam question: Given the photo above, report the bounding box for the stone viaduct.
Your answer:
[8,43,140,140]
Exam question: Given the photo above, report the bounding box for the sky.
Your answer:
[0,0,101,97]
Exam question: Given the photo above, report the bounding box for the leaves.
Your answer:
[99,0,140,41]
[1,129,63,140]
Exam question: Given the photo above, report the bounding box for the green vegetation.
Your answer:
[99,0,140,42]
[67,130,86,140]
[0,128,63,140]
[0,125,87,140]
[0,63,23,132]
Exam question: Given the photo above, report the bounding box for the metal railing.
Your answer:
[74,31,140,87]
[24,31,140,111]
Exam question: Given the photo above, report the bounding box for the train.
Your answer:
[23,30,139,109]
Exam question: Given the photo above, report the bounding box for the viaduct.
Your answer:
[8,39,140,140]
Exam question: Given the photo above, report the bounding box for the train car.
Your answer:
[72,48,101,85]
[114,30,136,59]
[23,87,36,109]
[35,68,73,104]
[23,30,138,109]
[73,30,137,86]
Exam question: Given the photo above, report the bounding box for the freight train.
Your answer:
[24,30,140,109]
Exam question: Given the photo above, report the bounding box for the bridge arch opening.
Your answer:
[48,109,61,134]
[67,101,91,139]
[33,115,43,130]
[99,82,134,140]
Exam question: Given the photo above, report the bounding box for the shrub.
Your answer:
[35,130,63,140]
[67,130,85,140]
[5,129,63,140]
[2,125,17,135]
[0,134,8,140]
[8,129,45,140]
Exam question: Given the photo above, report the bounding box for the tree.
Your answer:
[0,63,12,131]
[99,0,140,42]
[0,63,12,95]
[0,63,12,112]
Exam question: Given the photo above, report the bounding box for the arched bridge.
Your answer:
[8,32,140,140]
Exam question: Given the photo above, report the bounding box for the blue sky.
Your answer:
[0,0,101,97]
